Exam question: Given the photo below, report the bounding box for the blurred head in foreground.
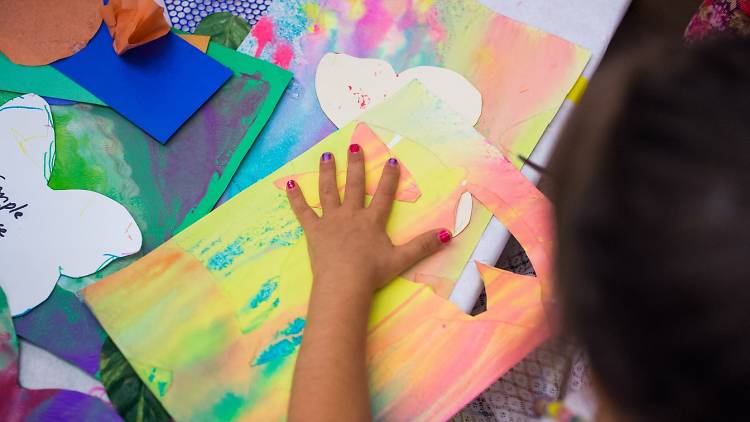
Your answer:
[551,37,750,421]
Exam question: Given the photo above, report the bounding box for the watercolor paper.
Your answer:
[316,52,481,127]
[84,81,554,421]
[10,43,292,375]
[0,287,121,421]
[0,0,102,66]
[53,26,232,143]
[224,0,590,198]
[102,0,172,55]
[0,94,141,316]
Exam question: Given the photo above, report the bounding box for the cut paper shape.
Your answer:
[0,287,122,421]
[0,0,102,66]
[83,82,555,421]
[453,191,474,236]
[0,94,142,316]
[177,34,211,52]
[316,52,482,128]
[194,12,251,50]
[10,42,292,377]
[273,128,421,207]
[164,0,269,33]
[102,0,172,55]
[225,0,590,197]
[53,27,233,143]
[0,53,104,105]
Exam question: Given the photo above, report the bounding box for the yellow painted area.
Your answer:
[565,75,588,104]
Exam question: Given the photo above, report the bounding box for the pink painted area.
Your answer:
[351,0,395,54]
[272,43,294,69]
[251,17,275,58]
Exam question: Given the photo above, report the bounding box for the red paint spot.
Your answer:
[347,85,352,91]
[251,17,275,58]
[349,89,372,109]
[272,43,293,69]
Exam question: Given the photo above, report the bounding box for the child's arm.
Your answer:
[286,145,450,421]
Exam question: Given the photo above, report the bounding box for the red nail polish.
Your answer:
[387,157,398,166]
[349,143,361,153]
[286,180,296,190]
[438,229,452,244]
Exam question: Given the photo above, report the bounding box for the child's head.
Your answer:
[551,38,750,421]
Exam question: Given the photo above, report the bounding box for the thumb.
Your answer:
[392,229,452,271]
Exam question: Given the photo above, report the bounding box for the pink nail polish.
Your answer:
[349,143,361,153]
[286,180,296,190]
[321,152,333,162]
[387,157,398,166]
[438,229,452,244]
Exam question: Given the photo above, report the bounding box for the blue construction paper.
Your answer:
[53,25,232,143]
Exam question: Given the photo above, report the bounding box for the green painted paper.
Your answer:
[0,53,104,105]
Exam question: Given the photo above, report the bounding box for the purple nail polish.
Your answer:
[349,143,361,153]
[387,157,399,166]
[286,180,296,190]
[321,152,333,162]
[438,229,452,244]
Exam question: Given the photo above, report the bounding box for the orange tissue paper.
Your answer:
[101,0,171,55]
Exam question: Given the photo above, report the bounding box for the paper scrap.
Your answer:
[0,287,122,421]
[177,34,211,53]
[0,94,142,316]
[52,27,233,143]
[164,0,265,33]
[316,53,482,128]
[0,53,105,105]
[102,0,171,55]
[0,0,102,66]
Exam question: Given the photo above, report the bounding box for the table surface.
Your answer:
[18,0,633,412]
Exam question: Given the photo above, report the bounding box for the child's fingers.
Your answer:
[370,158,400,225]
[343,143,365,208]
[392,229,452,272]
[318,152,340,212]
[286,179,318,229]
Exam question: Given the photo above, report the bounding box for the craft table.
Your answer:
[449,0,632,312]
[18,0,632,413]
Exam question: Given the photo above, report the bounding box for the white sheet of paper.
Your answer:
[0,94,142,316]
[315,52,482,128]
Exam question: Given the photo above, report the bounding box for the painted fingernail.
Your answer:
[349,143,361,153]
[387,157,399,167]
[286,180,296,190]
[438,229,452,244]
[321,152,333,162]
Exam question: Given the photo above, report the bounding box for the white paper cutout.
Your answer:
[315,52,482,128]
[453,191,473,237]
[0,94,142,316]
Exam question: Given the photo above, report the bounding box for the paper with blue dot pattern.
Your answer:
[164,0,272,33]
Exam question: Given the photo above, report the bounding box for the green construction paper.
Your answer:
[0,53,104,105]
[194,12,251,50]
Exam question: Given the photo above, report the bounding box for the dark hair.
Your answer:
[550,38,750,421]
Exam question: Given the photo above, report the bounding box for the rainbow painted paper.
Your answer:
[84,82,554,421]
[10,43,292,377]
[224,0,590,197]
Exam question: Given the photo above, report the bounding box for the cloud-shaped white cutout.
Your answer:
[315,52,482,128]
[0,94,142,316]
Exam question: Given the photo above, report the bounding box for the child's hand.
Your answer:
[286,143,451,298]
